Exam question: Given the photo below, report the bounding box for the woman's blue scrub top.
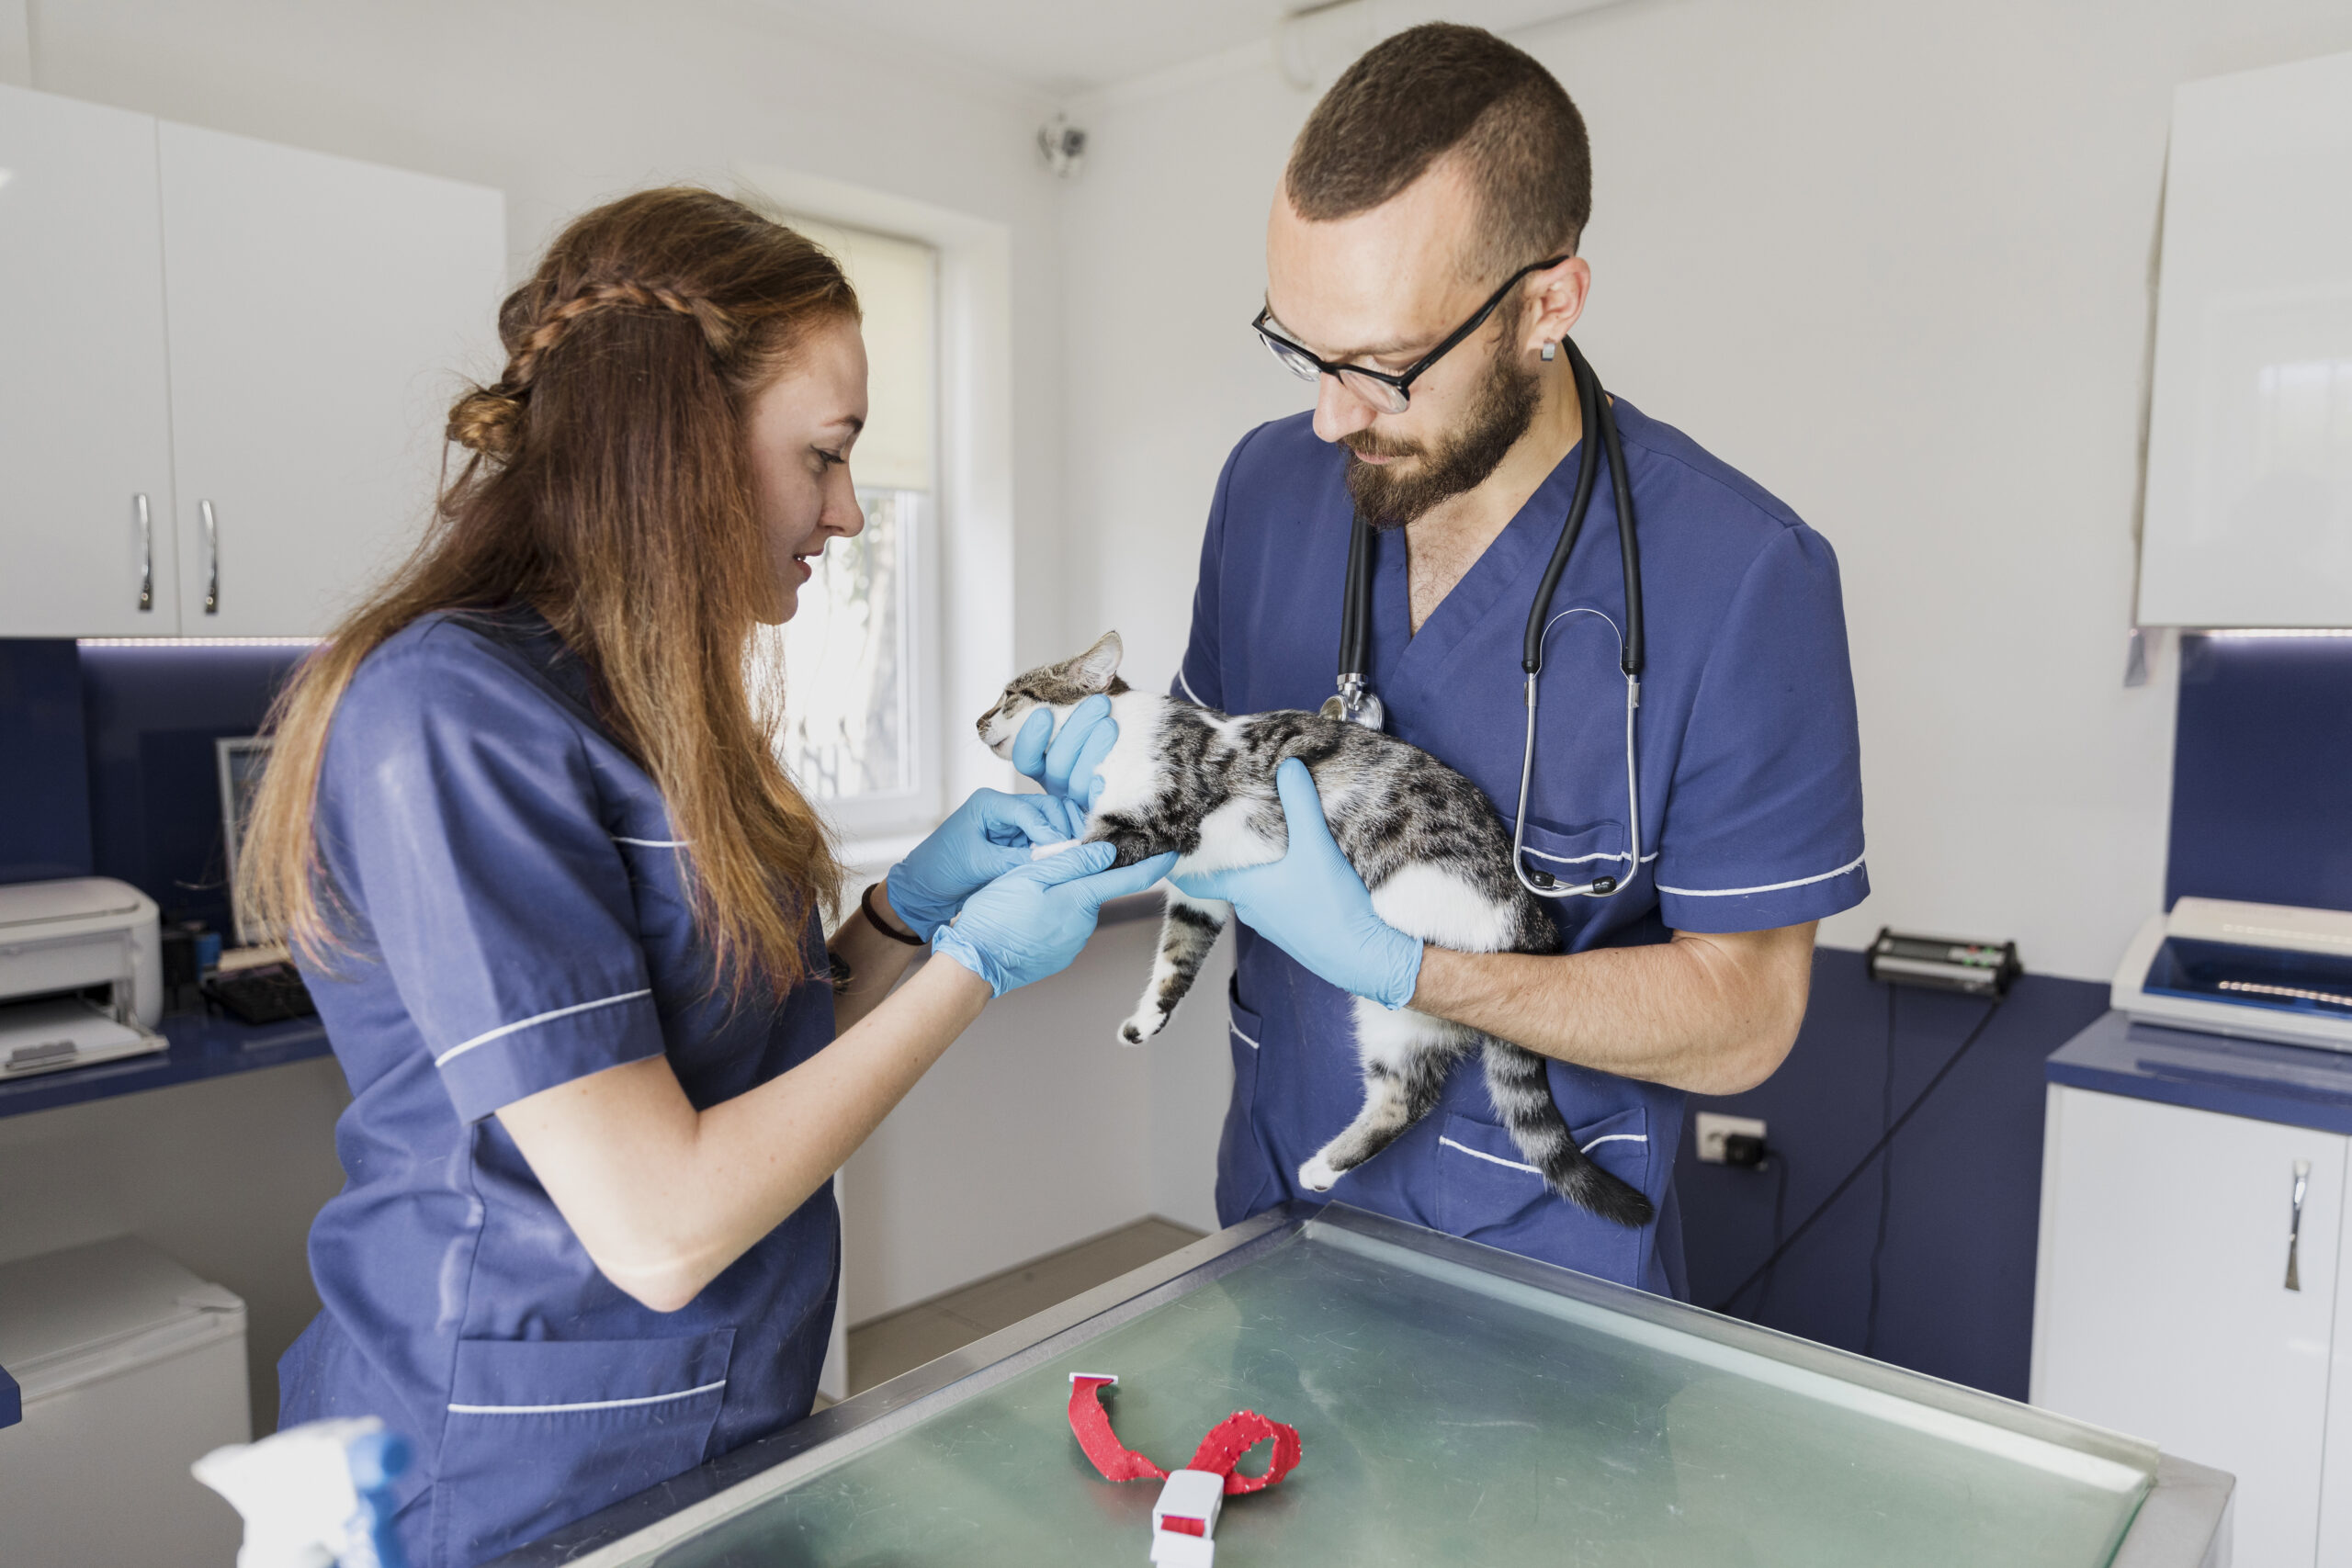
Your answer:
[278,609,840,1568]
[1176,401,1868,1297]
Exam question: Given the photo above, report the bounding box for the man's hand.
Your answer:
[1169,757,1423,1010]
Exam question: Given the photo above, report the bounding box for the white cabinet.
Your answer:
[157,124,505,635]
[0,87,179,637]
[0,85,504,637]
[2138,49,2352,629]
[2033,1084,2344,1566]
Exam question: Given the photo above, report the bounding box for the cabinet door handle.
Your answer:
[134,493,154,612]
[2287,1158,2312,1292]
[200,499,220,615]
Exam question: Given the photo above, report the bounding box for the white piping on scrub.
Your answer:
[447,1379,727,1416]
[1657,852,1867,898]
[435,989,652,1067]
[1438,1133,1650,1173]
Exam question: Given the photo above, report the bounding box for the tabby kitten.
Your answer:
[975,632,1652,1228]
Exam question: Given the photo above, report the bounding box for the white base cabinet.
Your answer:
[2034,1082,2345,1567]
[0,85,504,637]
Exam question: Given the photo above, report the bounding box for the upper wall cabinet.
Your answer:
[0,85,505,638]
[0,88,180,637]
[157,124,504,636]
[2139,51,2352,629]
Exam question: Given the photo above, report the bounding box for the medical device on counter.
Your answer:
[2112,897,2352,1051]
[0,876,165,1077]
[194,1417,412,1568]
[1868,928,2022,998]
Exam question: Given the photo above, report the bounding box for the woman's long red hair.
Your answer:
[241,187,854,995]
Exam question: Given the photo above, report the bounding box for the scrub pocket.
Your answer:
[435,1327,733,1566]
[1435,1107,1652,1284]
[1215,981,1279,1224]
[1512,818,1639,893]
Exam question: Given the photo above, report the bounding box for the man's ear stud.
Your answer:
[1540,341,1557,362]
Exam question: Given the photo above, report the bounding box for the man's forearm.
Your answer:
[1406,922,1817,1096]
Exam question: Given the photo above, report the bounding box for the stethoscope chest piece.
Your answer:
[1320,674,1385,732]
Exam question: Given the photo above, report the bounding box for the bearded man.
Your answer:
[1036,24,1867,1293]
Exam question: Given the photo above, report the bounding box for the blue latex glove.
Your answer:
[1170,758,1423,1010]
[1011,694,1119,807]
[886,789,1087,942]
[933,841,1178,998]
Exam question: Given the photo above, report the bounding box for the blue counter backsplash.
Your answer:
[0,639,307,930]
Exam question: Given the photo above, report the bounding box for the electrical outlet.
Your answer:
[1694,1113,1767,1165]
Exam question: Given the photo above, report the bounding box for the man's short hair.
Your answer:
[1284,23,1591,285]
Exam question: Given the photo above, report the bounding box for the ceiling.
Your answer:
[765,0,1299,96]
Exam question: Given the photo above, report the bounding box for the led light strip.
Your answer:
[77,637,322,649]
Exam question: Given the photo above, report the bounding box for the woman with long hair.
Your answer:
[241,187,1167,1567]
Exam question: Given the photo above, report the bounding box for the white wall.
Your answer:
[1060,0,2352,983]
[844,918,1230,1317]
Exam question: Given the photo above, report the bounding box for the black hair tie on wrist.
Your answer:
[862,880,926,946]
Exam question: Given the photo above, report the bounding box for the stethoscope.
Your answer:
[1331,337,1645,901]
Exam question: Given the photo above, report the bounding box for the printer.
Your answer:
[0,877,166,1078]
[2113,897,2352,1053]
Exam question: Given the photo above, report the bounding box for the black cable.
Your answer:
[1755,1148,1793,1322]
[1863,986,1896,1355]
[1712,992,2003,1316]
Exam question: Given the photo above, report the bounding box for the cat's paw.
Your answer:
[1029,838,1081,861]
[1117,1008,1170,1046]
[1297,1154,1341,1193]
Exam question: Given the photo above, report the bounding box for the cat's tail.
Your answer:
[1480,1040,1656,1228]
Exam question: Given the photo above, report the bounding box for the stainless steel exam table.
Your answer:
[493,1203,2231,1568]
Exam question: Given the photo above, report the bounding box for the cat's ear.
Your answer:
[1070,631,1125,693]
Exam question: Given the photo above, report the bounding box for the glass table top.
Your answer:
[589,1209,2162,1568]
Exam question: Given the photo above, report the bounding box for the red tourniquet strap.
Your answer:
[1067,1376,1168,1483]
[1188,1410,1302,1495]
[1067,1375,1302,1496]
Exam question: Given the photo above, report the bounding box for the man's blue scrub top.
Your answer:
[279,610,839,1568]
[1176,402,1867,1296]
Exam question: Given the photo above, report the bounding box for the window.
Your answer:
[750,214,939,840]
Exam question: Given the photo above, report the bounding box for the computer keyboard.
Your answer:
[204,963,318,1025]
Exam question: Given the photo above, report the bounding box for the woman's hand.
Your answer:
[933,841,1177,998]
[886,788,1087,942]
[1012,694,1118,807]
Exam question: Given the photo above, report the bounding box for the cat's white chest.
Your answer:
[1176,794,1284,877]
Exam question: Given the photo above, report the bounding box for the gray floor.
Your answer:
[845,1215,1205,1395]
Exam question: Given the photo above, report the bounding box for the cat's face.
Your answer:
[977,631,1127,756]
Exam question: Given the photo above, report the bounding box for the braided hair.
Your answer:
[244,188,861,997]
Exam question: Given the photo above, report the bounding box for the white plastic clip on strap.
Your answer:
[1149,1469,1225,1567]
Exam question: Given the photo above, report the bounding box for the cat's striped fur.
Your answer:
[977,632,1652,1228]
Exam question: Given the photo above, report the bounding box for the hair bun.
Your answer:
[447,386,526,458]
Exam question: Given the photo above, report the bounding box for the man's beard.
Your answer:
[1342,340,1543,529]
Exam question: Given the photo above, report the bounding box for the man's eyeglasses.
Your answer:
[1250,255,1567,414]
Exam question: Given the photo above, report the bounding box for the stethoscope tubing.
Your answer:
[1336,335,1644,901]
